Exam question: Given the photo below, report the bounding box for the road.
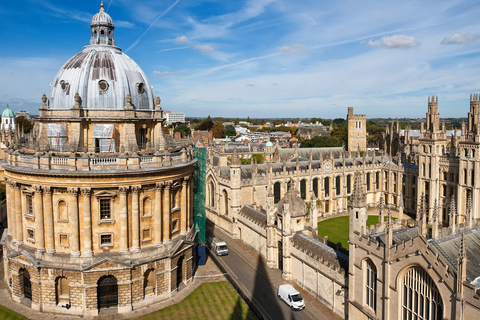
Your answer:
[210,228,321,320]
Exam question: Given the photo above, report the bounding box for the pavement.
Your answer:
[0,255,227,320]
[210,227,343,320]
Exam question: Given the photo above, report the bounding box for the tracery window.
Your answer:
[402,267,443,320]
[365,259,376,312]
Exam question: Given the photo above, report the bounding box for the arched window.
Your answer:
[335,176,341,196]
[223,190,229,216]
[366,173,371,191]
[402,267,443,320]
[144,269,155,297]
[324,177,330,197]
[143,197,151,217]
[208,180,215,207]
[274,182,281,204]
[300,179,306,200]
[58,200,68,221]
[365,259,376,312]
[312,178,318,198]
[56,277,69,305]
[347,175,351,194]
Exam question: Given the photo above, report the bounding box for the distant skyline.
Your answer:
[1,0,480,118]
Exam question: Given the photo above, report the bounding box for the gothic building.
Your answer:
[206,96,480,319]
[1,4,195,315]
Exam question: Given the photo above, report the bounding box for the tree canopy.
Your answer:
[224,124,236,137]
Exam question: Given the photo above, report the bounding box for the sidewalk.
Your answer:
[0,255,227,320]
[212,227,343,320]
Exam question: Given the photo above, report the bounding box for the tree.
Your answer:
[15,116,33,133]
[224,124,236,137]
[211,122,225,138]
[300,136,343,148]
[173,124,191,137]
[196,120,214,131]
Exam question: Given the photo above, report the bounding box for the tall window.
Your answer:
[300,180,306,200]
[402,267,443,320]
[100,199,111,219]
[347,175,351,194]
[335,176,341,196]
[274,182,281,204]
[366,173,371,191]
[58,200,67,221]
[324,177,330,197]
[209,181,215,206]
[365,259,377,312]
[223,190,229,216]
[27,195,33,215]
[312,178,318,198]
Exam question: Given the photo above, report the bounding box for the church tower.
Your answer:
[347,107,367,152]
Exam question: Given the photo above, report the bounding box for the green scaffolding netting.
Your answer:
[193,147,206,244]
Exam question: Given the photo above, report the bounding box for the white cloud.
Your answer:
[153,71,187,76]
[175,35,189,43]
[277,44,306,54]
[441,33,480,45]
[115,20,135,28]
[194,44,215,52]
[367,35,419,49]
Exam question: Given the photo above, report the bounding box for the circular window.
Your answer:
[60,81,69,92]
[99,80,109,91]
[137,82,144,94]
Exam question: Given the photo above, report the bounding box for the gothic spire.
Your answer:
[351,172,366,208]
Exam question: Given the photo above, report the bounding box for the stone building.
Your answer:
[347,107,367,152]
[1,106,15,133]
[1,4,195,316]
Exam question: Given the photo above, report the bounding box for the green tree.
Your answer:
[211,122,225,138]
[173,124,191,137]
[300,136,343,148]
[224,124,236,137]
[197,120,214,131]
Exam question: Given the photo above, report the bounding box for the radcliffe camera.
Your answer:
[0,1,479,320]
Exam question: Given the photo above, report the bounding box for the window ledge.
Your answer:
[57,219,69,223]
[142,238,152,242]
[141,215,153,219]
[25,214,35,221]
[98,219,115,225]
[100,243,114,248]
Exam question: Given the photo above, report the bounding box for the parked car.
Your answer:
[277,284,305,311]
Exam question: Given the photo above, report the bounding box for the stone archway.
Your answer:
[97,275,118,310]
[20,268,31,301]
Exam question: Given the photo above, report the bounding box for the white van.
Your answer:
[213,240,229,256]
[277,284,305,311]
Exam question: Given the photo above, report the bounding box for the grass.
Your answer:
[317,215,391,249]
[135,281,256,320]
[0,305,29,320]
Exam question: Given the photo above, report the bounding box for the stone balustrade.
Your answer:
[4,149,193,172]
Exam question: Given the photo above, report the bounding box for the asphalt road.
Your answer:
[211,229,318,320]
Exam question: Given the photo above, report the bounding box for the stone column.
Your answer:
[163,183,171,243]
[81,188,93,257]
[5,179,11,236]
[180,178,188,234]
[33,185,45,253]
[44,187,55,254]
[68,188,80,257]
[131,186,141,252]
[187,177,192,230]
[119,187,129,253]
[13,183,23,243]
[154,183,163,245]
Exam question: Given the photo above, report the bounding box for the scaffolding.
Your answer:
[193,147,206,245]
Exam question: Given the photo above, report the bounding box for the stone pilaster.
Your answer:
[5,179,12,236]
[68,188,80,257]
[13,183,23,243]
[33,185,45,253]
[119,187,129,253]
[131,186,141,252]
[154,183,163,245]
[81,188,93,257]
[163,183,171,243]
[181,177,188,234]
[43,186,55,254]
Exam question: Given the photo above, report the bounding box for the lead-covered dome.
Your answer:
[48,3,154,111]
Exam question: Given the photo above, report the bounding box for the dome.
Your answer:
[2,106,14,118]
[265,141,274,147]
[48,3,154,110]
[91,2,113,27]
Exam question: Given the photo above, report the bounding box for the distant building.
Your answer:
[1,106,15,132]
[347,107,367,152]
[14,110,31,120]
[297,123,332,139]
[164,111,185,124]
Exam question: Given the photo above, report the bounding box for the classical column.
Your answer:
[43,187,55,254]
[163,183,171,243]
[180,177,188,234]
[119,187,129,254]
[68,188,80,257]
[154,183,163,245]
[187,177,192,230]
[131,186,141,252]
[13,183,23,243]
[5,180,13,237]
[33,185,45,253]
[81,188,93,257]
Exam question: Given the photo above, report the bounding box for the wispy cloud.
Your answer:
[175,35,189,43]
[38,0,91,23]
[194,44,215,52]
[277,44,306,54]
[441,33,480,45]
[115,20,135,28]
[367,35,419,49]
[153,71,187,76]
[126,0,181,52]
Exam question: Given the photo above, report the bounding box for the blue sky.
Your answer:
[2,0,480,118]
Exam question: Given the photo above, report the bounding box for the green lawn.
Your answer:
[317,215,384,249]
[0,305,29,320]
[135,281,256,320]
